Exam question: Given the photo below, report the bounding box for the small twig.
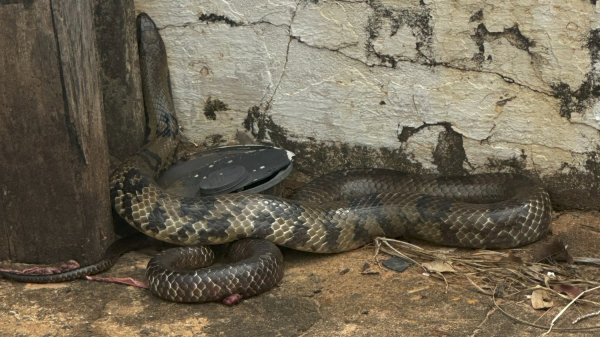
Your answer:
[493,292,600,332]
[378,240,426,272]
[463,274,493,295]
[374,236,600,331]
[504,285,546,299]
[573,309,600,325]
[505,284,600,308]
[574,257,600,266]
[373,238,382,259]
[378,237,426,251]
[541,285,600,336]
[580,224,600,233]
[533,306,552,326]
[436,271,449,293]
[544,285,600,307]
[469,307,497,337]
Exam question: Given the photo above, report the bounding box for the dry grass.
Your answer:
[373,237,600,333]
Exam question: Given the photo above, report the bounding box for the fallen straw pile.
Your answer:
[373,237,600,334]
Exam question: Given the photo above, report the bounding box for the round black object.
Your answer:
[198,165,248,195]
[157,145,294,197]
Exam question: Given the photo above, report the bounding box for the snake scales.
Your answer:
[0,13,552,304]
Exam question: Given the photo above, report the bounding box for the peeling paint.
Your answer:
[135,0,600,211]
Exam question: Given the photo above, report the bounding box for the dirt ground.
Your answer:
[2,211,600,337]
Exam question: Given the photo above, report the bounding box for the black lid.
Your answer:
[198,165,248,195]
[157,145,294,197]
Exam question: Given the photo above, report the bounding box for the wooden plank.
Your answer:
[93,0,146,236]
[94,0,145,168]
[0,0,112,264]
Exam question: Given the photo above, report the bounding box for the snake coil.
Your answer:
[1,13,552,304]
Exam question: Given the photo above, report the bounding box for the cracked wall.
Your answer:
[134,0,600,210]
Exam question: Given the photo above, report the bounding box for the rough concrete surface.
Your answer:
[2,211,600,336]
[131,0,600,210]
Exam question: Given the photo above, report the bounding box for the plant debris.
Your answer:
[373,237,600,332]
[422,260,456,274]
[531,289,553,309]
[551,284,583,299]
[532,237,574,264]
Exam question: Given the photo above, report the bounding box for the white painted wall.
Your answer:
[133,0,600,178]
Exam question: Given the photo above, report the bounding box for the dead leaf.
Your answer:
[531,289,553,309]
[532,237,574,264]
[423,260,455,273]
[552,284,583,299]
[528,264,544,273]
[500,253,523,264]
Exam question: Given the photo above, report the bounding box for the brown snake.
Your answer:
[0,13,552,304]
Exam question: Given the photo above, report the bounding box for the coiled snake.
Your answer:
[0,13,552,303]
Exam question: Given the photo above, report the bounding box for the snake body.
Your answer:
[1,13,552,303]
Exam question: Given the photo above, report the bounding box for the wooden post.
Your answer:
[0,0,115,265]
[93,0,145,167]
[93,0,146,236]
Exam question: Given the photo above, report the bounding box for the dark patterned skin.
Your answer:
[146,239,283,303]
[108,14,551,302]
[0,13,552,304]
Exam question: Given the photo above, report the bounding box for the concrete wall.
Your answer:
[133,0,600,210]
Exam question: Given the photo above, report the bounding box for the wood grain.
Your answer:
[0,0,112,264]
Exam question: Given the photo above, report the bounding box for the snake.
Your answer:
[0,13,552,304]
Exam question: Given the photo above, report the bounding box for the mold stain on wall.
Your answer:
[243,105,423,178]
[171,0,600,211]
[551,29,600,120]
[366,0,433,67]
[203,97,228,121]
